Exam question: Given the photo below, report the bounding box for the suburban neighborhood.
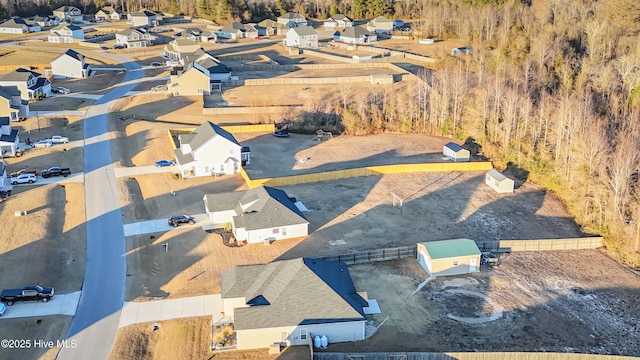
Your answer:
[0,1,639,360]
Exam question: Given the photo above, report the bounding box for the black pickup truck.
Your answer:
[41,166,71,178]
[1,285,55,305]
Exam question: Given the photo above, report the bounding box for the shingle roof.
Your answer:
[0,85,21,100]
[55,5,80,12]
[258,19,277,27]
[62,49,84,62]
[51,23,80,31]
[293,26,317,36]
[0,19,28,28]
[0,68,37,82]
[279,12,303,20]
[195,56,229,73]
[181,121,239,152]
[341,26,373,38]
[419,239,481,259]
[373,16,392,23]
[130,10,156,17]
[221,257,367,330]
[174,148,194,164]
[444,142,465,152]
[0,128,19,143]
[97,6,117,15]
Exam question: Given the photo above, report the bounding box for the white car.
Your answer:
[10,173,37,185]
[151,85,168,92]
[49,135,69,144]
[32,140,53,148]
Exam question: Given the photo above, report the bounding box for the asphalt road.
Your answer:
[57,59,143,360]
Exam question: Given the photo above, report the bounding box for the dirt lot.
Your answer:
[324,250,640,356]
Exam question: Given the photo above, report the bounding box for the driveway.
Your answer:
[0,292,81,319]
[123,213,210,237]
[113,165,176,178]
[119,294,222,327]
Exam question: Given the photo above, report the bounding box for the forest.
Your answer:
[1,0,638,266]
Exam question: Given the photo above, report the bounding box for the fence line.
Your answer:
[203,104,302,114]
[310,246,416,265]
[314,352,637,360]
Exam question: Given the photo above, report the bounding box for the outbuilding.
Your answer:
[417,239,481,276]
[485,169,515,193]
[443,142,470,162]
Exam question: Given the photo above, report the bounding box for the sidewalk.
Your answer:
[119,294,223,327]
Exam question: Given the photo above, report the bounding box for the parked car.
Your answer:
[1,285,54,305]
[52,87,70,94]
[168,215,196,227]
[100,46,109,50]
[165,60,180,67]
[155,159,175,167]
[151,85,168,92]
[10,173,37,185]
[113,44,125,49]
[150,62,163,67]
[41,166,71,178]
[0,301,5,316]
[49,135,69,144]
[9,169,38,178]
[32,140,53,148]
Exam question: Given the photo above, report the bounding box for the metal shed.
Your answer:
[443,142,470,162]
[485,169,514,193]
[417,239,481,276]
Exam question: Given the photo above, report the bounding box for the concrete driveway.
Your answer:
[113,165,176,178]
[123,213,210,237]
[10,172,84,186]
[119,294,222,327]
[0,291,81,319]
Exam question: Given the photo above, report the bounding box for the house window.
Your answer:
[282,227,287,236]
[220,165,224,172]
[300,329,307,341]
[272,228,279,234]
[453,260,459,266]
[197,88,203,94]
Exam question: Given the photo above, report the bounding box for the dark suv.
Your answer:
[168,215,196,227]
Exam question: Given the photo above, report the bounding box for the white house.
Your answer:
[0,85,28,121]
[485,169,515,194]
[221,257,368,350]
[51,49,91,79]
[283,26,318,48]
[257,19,287,36]
[443,142,470,162]
[174,121,246,178]
[366,16,393,35]
[48,23,84,43]
[0,117,20,157]
[0,68,51,101]
[339,26,376,44]
[115,28,152,48]
[277,12,307,28]
[216,22,258,40]
[129,9,158,27]
[170,54,231,95]
[28,15,60,27]
[95,6,124,21]
[0,17,41,33]
[53,5,83,23]
[203,186,308,243]
[324,14,353,28]
[163,38,204,65]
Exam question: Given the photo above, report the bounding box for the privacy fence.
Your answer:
[313,352,637,360]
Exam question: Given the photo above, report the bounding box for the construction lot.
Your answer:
[326,250,640,356]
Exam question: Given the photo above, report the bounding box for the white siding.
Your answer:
[244,223,308,244]
[191,136,240,176]
[236,321,365,350]
[51,56,84,78]
[223,297,246,321]
[0,27,26,34]
[209,209,236,227]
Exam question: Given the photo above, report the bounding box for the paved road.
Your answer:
[1,292,81,319]
[119,295,222,327]
[57,59,143,360]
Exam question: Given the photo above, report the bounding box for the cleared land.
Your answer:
[325,250,640,356]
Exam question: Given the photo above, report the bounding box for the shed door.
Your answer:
[470,258,477,272]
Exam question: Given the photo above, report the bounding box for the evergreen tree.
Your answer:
[197,0,209,18]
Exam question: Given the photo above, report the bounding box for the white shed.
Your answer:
[443,142,470,162]
[485,169,514,193]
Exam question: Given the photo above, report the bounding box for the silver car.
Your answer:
[33,140,53,148]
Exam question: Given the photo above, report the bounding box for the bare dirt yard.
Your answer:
[324,250,640,357]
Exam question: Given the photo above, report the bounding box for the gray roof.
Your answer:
[372,16,392,23]
[0,85,21,100]
[174,148,194,165]
[444,142,464,152]
[221,258,367,330]
[51,23,80,31]
[279,12,303,20]
[0,117,8,126]
[61,48,84,62]
[130,10,156,17]
[293,26,317,36]
[195,56,229,74]
[258,19,277,27]
[331,14,352,22]
[204,186,308,231]
[0,68,38,82]
[55,5,80,12]
[118,28,145,36]
[0,19,28,28]
[341,26,373,38]
[0,128,19,143]
[96,6,118,15]
[181,121,238,152]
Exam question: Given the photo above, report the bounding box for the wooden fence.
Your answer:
[314,352,638,360]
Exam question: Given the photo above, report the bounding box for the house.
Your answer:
[221,257,368,350]
[277,12,307,28]
[115,28,152,48]
[485,169,515,194]
[393,19,405,29]
[216,22,258,40]
[417,239,482,276]
[451,47,473,56]
[169,53,231,95]
[324,14,353,28]
[200,30,218,43]
[0,18,41,33]
[95,6,124,21]
[203,186,309,242]
[53,6,83,23]
[443,142,470,162]
[28,15,60,27]
[51,49,91,79]
[48,23,84,43]
[129,9,158,27]
[366,16,393,35]
[162,38,204,65]
[283,26,318,48]
[0,117,21,157]
[257,19,287,36]
[173,121,246,178]
[0,68,51,101]
[339,26,376,44]
[0,86,29,121]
